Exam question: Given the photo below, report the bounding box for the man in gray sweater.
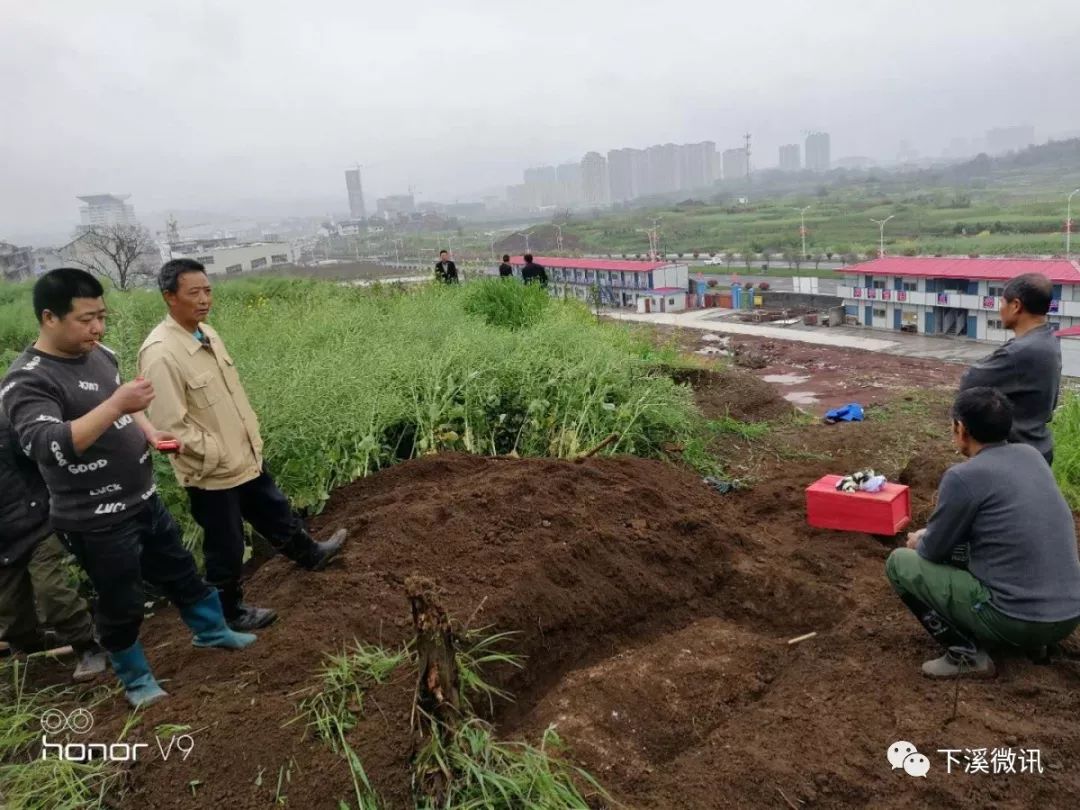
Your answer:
[886,387,1080,678]
[959,273,1060,465]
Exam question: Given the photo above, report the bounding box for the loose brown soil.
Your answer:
[18,360,1080,810]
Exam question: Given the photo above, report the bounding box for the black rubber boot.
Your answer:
[898,592,978,655]
[217,581,278,631]
[282,528,347,571]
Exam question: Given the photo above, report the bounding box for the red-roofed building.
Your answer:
[838,256,1080,341]
[505,256,689,311]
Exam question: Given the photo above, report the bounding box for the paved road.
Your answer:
[607,308,992,364]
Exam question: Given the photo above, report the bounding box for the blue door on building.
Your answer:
[865,305,873,326]
[925,311,935,334]
[966,315,978,338]
[894,309,902,330]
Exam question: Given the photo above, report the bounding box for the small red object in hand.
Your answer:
[156,439,180,453]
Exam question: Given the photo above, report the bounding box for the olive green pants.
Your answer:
[0,534,95,653]
[886,548,1080,651]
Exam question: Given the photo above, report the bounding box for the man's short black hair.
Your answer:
[523,253,534,263]
[159,258,207,293]
[952,387,1013,444]
[439,249,448,256]
[32,268,104,323]
[1003,273,1052,316]
[502,254,510,262]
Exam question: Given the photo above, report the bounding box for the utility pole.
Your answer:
[870,215,895,258]
[484,231,497,260]
[793,205,811,259]
[555,224,564,255]
[1067,188,1080,260]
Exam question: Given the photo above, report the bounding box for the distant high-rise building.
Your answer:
[375,194,415,219]
[580,152,609,206]
[344,168,366,220]
[805,132,831,172]
[985,126,1035,155]
[646,143,680,195]
[77,194,136,229]
[607,147,647,203]
[555,162,583,207]
[523,165,559,208]
[721,148,749,182]
[677,142,717,191]
[779,144,801,171]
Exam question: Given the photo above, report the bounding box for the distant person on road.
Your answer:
[138,259,347,633]
[1,268,254,709]
[434,250,459,284]
[886,388,1080,679]
[959,273,1060,465]
[520,253,548,287]
[498,254,513,278]
[0,405,106,682]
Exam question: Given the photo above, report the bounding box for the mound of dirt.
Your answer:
[77,453,765,809]
[669,367,796,422]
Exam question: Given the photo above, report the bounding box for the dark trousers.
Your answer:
[0,534,95,652]
[59,495,209,652]
[186,469,302,587]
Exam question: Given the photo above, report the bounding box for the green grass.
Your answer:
[543,187,1076,259]
[1053,393,1080,509]
[0,660,122,810]
[288,640,410,809]
[0,277,708,546]
[413,721,607,810]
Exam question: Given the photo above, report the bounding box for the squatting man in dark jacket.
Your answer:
[1,268,256,708]
[0,405,106,681]
[886,387,1080,678]
[138,259,347,632]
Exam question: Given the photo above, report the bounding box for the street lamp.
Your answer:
[516,230,534,254]
[793,205,811,260]
[869,215,895,258]
[484,231,497,260]
[1067,189,1080,260]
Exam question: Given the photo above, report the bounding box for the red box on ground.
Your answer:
[806,475,911,535]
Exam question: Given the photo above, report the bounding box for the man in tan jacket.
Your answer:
[138,259,346,631]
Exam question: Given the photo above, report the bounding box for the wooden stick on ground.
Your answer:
[786,632,817,646]
[574,432,619,463]
[776,786,801,809]
[408,576,461,805]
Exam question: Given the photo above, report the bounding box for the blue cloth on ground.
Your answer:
[825,403,865,423]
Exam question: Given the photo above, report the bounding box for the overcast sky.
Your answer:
[2,0,1078,243]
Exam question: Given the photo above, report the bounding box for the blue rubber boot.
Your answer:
[109,641,168,709]
[180,590,257,649]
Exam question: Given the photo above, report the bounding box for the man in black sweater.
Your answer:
[498,254,513,278]
[1,269,257,708]
[521,253,548,287]
[0,406,105,681]
[434,250,459,284]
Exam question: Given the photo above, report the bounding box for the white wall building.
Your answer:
[838,257,1080,341]
[507,256,689,311]
[174,242,295,275]
[77,194,136,229]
